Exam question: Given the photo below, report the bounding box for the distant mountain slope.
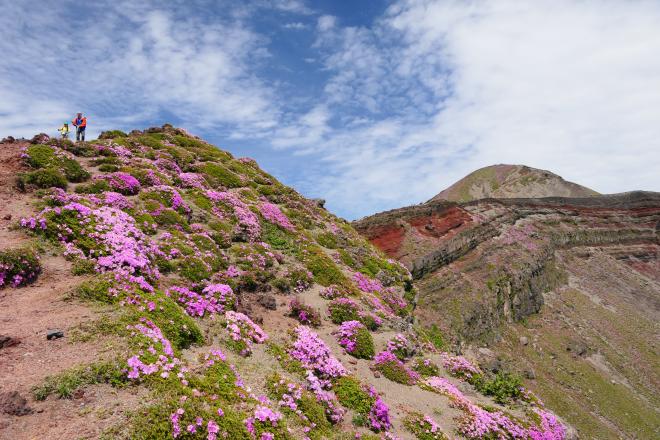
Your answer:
[355,190,660,439]
[430,164,599,202]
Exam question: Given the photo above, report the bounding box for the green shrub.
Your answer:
[71,258,96,275]
[20,168,67,189]
[74,179,111,194]
[403,411,448,440]
[351,326,375,360]
[266,343,306,376]
[411,358,440,377]
[470,372,523,404]
[153,209,189,230]
[98,130,128,139]
[141,291,203,350]
[135,135,164,150]
[0,248,41,288]
[261,222,293,251]
[333,376,374,416]
[63,141,96,157]
[201,163,243,188]
[177,257,210,282]
[26,144,56,168]
[328,299,359,324]
[71,277,115,303]
[316,232,337,249]
[98,164,120,172]
[61,157,90,182]
[338,249,357,269]
[32,360,127,400]
[304,249,347,287]
[419,324,446,351]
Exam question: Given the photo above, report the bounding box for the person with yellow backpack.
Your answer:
[57,122,70,139]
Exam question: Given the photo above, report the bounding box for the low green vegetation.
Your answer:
[32,360,127,400]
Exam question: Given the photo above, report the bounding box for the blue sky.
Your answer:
[2,0,659,220]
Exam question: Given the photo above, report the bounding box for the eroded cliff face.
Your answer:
[355,191,660,439]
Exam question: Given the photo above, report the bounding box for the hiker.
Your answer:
[71,112,87,142]
[57,122,70,139]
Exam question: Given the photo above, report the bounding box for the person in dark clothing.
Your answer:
[72,112,87,141]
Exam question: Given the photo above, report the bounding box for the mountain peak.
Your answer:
[430,164,598,202]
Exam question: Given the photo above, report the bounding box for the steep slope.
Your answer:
[430,165,599,203]
[355,191,660,439]
[0,127,569,440]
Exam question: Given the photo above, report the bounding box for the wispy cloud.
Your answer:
[270,0,660,218]
[1,0,659,220]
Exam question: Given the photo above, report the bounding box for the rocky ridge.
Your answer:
[354,185,660,439]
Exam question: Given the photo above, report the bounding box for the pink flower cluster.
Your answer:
[168,284,235,317]
[336,320,365,354]
[424,377,565,439]
[442,354,481,380]
[290,325,347,383]
[353,272,383,293]
[178,172,207,189]
[245,405,282,439]
[225,311,268,356]
[97,172,141,195]
[386,333,414,360]
[207,190,261,241]
[126,319,183,380]
[368,392,392,432]
[320,285,342,299]
[260,202,294,230]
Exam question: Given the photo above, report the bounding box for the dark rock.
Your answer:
[524,369,536,379]
[0,335,20,349]
[0,391,32,416]
[46,329,64,340]
[311,198,326,208]
[3,214,12,221]
[30,133,50,144]
[0,136,15,144]
[257,295,277,310]
[373,371,381,378]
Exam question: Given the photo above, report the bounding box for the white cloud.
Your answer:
[274,0,660,218]
[317,15,337,32]
[283,22,308,30]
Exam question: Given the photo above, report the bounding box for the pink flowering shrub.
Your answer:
[386,333,416,360]
[336,321,374,359]
[23,203,159,278]
[424,376,565,440]
[288,298,322,327]
[266,373,337,436]
[97,172,141,195]
[327,297,360,324]
[206,190,261,241]
[167,284,235,317]
[442,353,481,380]
[178,172,207,189]
[368,392,392,432]
[225,311,268,356]
[0,248,41,288]
[289,325,346,384]
[319,285,342,299]
[125,319,182,381]
[353,272,383,293]
[260,202,294,230]
[373,351,420,385]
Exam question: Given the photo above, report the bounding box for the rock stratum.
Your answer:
[0,128,572,440]
[355,187,660,439]
[430,165,599,203]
